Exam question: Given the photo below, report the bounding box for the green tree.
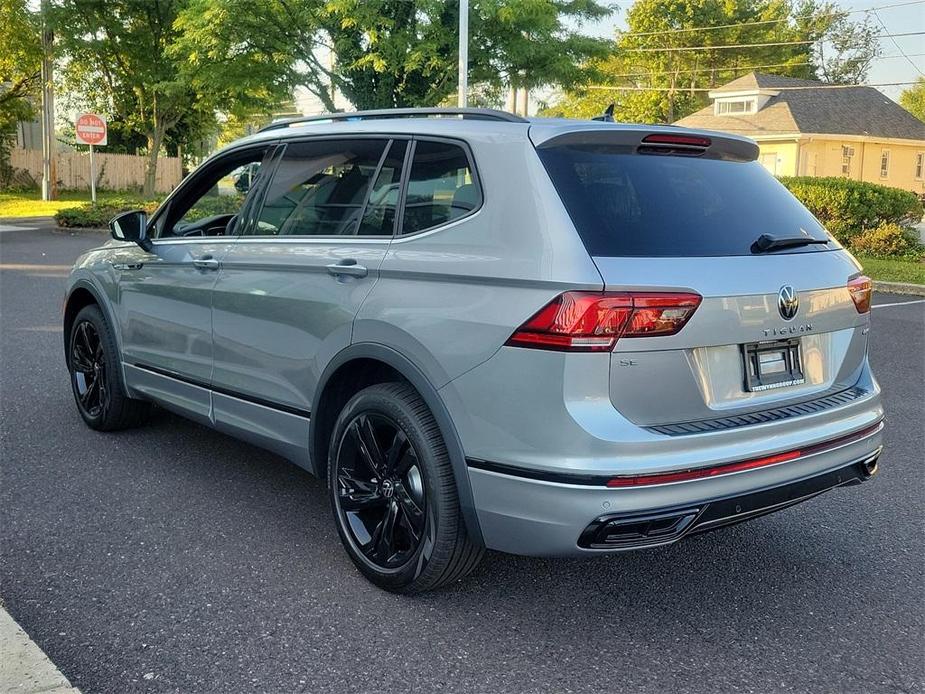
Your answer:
[814,13,880,84]
[0,0,41,178]
[50,0,277,196]
[49,0,205,196]
[546,0,880,123]
[173,0,336,113]
[175,0,613,112]
[326,0,612,108]
[900,77,925,122]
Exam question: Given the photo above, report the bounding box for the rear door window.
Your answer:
[537,145,831,257]
[358,139,408,237]
[401,140,481,234]
[249,139,388,237]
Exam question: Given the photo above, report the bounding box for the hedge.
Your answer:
[55,198,159,228]
[54,193,242,229]
[849,222,922,259]
[779,176,923,242]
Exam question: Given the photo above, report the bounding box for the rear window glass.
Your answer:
[402,140,480,234]
[537,145,831,257]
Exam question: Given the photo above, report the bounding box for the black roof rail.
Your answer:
[257,107,528,133]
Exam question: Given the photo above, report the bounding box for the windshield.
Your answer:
[537,144,834,257]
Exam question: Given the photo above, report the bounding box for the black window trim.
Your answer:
[238,133,408,241]
[396,135,484,238]
[171,132,485,243]
[147,141,280,241]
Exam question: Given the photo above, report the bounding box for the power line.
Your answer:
[871,8,925,76]
[610,61,812,79]
[587,81,919,91]
[601,53,925,80]
[616,0,925,38]
[621,32,924,52]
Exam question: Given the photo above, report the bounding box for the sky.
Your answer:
[577,0,925,100]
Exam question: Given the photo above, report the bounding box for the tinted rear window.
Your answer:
[537,145,832,257]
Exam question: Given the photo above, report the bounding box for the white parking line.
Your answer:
[872,298,925,309]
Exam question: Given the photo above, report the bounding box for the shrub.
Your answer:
[53,193,242,228]
[55,198,158,228]
[186,194,243,221]
[780,176,922,242]
[849,222,923,259]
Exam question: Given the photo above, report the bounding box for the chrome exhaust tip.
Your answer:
[860,454,880,479]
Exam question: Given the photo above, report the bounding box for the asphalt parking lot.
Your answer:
[1,222,923,694]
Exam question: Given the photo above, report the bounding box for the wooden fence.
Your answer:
[10,148,183,194]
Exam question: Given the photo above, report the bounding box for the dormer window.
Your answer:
[716,99,756,115]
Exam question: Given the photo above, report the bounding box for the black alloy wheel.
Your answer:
[328,382,484,593]
[71,319,108,419]
[67,304,151,431]
[334,412,428,570]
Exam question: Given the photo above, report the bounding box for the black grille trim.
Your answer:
[645,386,869,436]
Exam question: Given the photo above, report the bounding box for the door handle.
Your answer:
[192,256,220,271]
[326,259,368,278]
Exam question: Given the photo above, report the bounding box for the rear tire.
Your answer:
[328,382,483,593]
[67,304,151,431]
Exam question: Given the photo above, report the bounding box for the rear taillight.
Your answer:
[847,275,872,313]
[506,291,702,352]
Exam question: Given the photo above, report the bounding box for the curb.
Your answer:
[0,607,81,693]
[873,280,925,296]
[0,216,56,225]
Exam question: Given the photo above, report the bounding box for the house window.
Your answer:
[841,145,854,175]
[880,150,890,178]
[716,99,755,115]
[915,152,924,180]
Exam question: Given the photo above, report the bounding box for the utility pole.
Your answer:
[457,0,468,107]
[40,0,57,201]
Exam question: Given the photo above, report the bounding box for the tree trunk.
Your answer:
[143,124,165,198]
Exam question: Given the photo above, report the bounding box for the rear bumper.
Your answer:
[467,421,883,557]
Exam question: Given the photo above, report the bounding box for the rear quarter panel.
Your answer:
[354,131,603,388]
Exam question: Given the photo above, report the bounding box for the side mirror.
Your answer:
[110,210,152,252]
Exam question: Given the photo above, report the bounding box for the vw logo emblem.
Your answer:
[778,285,799,320]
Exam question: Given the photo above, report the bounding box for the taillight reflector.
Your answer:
[847,275,872,313]
[641,133,712,148]
[606,420,883,488]
[506,291,702,352]
[606,450,801,487]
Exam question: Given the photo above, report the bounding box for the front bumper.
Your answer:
[467,421,883,557]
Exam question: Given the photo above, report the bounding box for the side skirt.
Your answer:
[124,363,313,471]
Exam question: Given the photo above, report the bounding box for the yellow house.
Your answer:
[675,72,925,194]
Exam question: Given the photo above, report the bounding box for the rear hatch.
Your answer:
[531,125,871,427]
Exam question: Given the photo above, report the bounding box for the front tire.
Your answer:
[328,382,483,593]
[68,304,151,431]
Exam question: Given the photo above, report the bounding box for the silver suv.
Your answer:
[63,108,884,593]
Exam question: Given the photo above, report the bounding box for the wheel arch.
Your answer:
[311,343,484,546]
[63,280,118,361]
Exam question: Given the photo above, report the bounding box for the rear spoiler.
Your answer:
[531,126,759,163]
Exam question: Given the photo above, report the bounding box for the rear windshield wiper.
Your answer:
[751,233,830,254]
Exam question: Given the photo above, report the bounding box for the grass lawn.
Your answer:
[856,255,925,285]
[0,190,88,218]
[0,190,153,219]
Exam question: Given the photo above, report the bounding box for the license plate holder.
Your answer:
[742,338,805,392]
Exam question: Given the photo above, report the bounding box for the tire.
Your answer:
[328,382,484,593]
[67,304,152,431]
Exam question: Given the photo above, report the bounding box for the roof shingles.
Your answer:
[675,72,925,141]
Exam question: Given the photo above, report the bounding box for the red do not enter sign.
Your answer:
[75,113,107,146]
